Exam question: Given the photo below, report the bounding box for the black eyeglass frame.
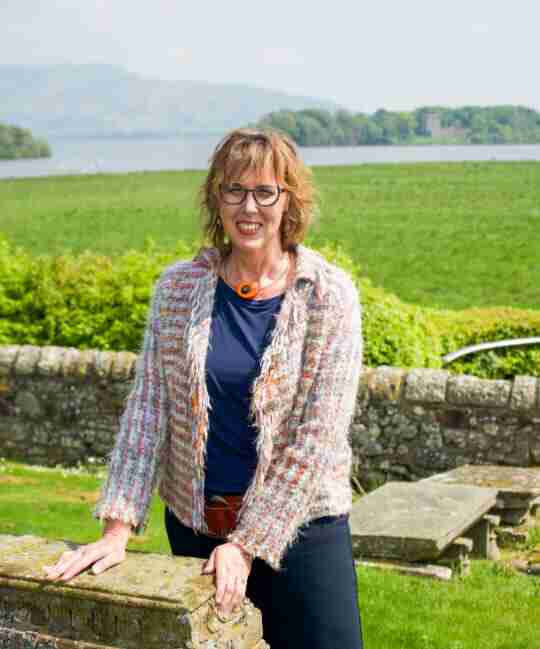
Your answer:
[219,183,287,207]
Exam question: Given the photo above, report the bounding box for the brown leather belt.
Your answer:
[204,494,244,538]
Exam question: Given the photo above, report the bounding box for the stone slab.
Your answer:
[350,481,497,561]
[356,558,452,581]
[423,464,540,507]
[0,534,264,649]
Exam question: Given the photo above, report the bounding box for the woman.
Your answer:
[44,128,364,649]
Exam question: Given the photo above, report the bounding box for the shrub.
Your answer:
[0,235,538,378]
[317,245,443,369]
[0,235,197,351]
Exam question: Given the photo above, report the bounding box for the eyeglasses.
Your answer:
[219,184,286,207]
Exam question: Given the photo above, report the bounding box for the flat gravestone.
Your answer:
[0,534,268,649]
[350,481,497,561]
[422,464,540,509]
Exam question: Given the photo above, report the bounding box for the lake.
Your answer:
[1,135,540,180]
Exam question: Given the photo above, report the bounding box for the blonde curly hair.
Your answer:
[200,128,316,255]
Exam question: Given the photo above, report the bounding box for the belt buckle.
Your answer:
[205,493,240,538]
[208,494,229,505]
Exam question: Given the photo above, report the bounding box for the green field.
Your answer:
[1,460,538,649]
[1,161,539,310]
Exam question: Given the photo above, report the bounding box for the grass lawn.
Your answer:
[1,460,539,649]
[1,161,539,311]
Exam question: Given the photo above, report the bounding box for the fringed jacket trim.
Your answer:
[94,245,363,570]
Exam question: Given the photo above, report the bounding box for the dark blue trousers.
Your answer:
[165,507,364,649]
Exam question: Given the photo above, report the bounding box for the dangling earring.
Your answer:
[221,223,230,245]
[282,213,290,237]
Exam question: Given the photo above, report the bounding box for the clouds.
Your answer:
[0,0,538,112]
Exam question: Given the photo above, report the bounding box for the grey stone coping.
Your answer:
[404,369,450,404]
[363,366,405,402]
[360,365,538,411]
[446,375,512,408]
[0,346,137,382]
[349,481,497,561]
[1,344,539,410]
[510,376,538,411]
[0,534,266,649]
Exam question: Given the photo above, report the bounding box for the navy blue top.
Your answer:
[204,277,284,496]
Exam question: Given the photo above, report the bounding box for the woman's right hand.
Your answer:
[43,519,132,582]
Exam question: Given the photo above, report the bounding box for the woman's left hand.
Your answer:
[201,542,252,616]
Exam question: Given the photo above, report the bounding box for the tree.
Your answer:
[0,122,51,159]
[295,114,330,146]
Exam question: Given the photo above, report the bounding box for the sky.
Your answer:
[1,0,539,113]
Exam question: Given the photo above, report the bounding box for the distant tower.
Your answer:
[424,112,442,137]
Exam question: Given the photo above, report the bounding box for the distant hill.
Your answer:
[0,122,51,159]
[257,106,540,146]
[0,64,339,138]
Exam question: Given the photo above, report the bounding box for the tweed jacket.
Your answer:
[94,244,363,570]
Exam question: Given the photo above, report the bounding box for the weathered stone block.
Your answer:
[94,351,115,380]
[0,534,267,649]
[61,349,82,379]
[367,366,405,402]
[447,375,511,408]
[507,435,531,466]
[111,352,137,381]
[411,449,444,471]
[356,368,373,406]
[364,441,384,457]
[467,432,490,451]
[442,429,468,448]
[14,391,43,420]
[404,369,449,404]
[36,347,66,377]
[510,376,538,411]
[15,346,42,376]
[0,346,19,378]
[0,416,14,435]
[531,438,540,464]
[33,429,49,445]
[76,350,98,380]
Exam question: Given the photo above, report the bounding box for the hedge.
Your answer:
[0,235,538,378]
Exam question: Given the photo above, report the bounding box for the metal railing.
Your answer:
[442,337,540,365]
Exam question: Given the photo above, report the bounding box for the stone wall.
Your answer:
[353,367,540,489]
[1,345,539,487]
[0,345,136,467]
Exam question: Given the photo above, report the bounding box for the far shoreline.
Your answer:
[1,138,539,181]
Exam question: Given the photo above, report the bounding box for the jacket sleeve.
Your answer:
[228,277,363,569]
[93,278,169,534]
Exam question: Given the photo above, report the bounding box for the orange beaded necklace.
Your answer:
[223,253,291,300]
